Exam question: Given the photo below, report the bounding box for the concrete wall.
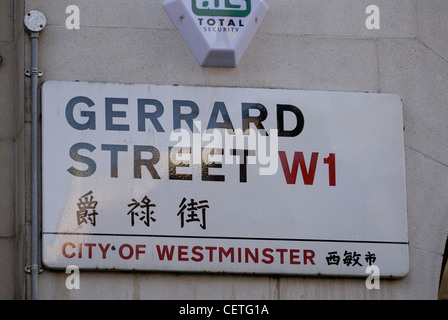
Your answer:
[0,0,25,300]
[3,0,446,299]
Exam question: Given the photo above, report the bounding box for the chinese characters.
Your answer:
[74,191,210,231]
[127,196,157,227]
[177,197,209,230]
[326,250,377,267]
[76,190,98,226]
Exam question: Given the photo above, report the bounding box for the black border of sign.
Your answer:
[43,232,408,245]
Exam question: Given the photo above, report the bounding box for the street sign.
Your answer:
[42,81,408,277]
[164,0,268,67]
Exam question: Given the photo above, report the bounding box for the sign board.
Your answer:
[42,81,409,277]
[163,0,268,67]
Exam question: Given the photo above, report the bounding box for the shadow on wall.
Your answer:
[439,237,448,300]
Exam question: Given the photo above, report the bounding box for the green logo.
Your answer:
[192,0,251,17]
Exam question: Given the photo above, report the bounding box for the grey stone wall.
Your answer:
[0,0,445,299]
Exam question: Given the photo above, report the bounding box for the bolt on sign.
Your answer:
[42,81,409,277]
[164,0,269,67]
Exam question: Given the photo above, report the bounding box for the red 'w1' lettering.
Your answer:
[323,153,336,186]
[278,151,336,186]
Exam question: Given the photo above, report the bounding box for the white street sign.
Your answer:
[42,81,408,277]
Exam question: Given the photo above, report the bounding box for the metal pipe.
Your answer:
[30,31,40,301]
[24,10,46,301]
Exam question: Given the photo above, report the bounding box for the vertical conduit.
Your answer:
[24,10,46,300]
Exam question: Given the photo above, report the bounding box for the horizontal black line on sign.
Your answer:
[43,232,408,245]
